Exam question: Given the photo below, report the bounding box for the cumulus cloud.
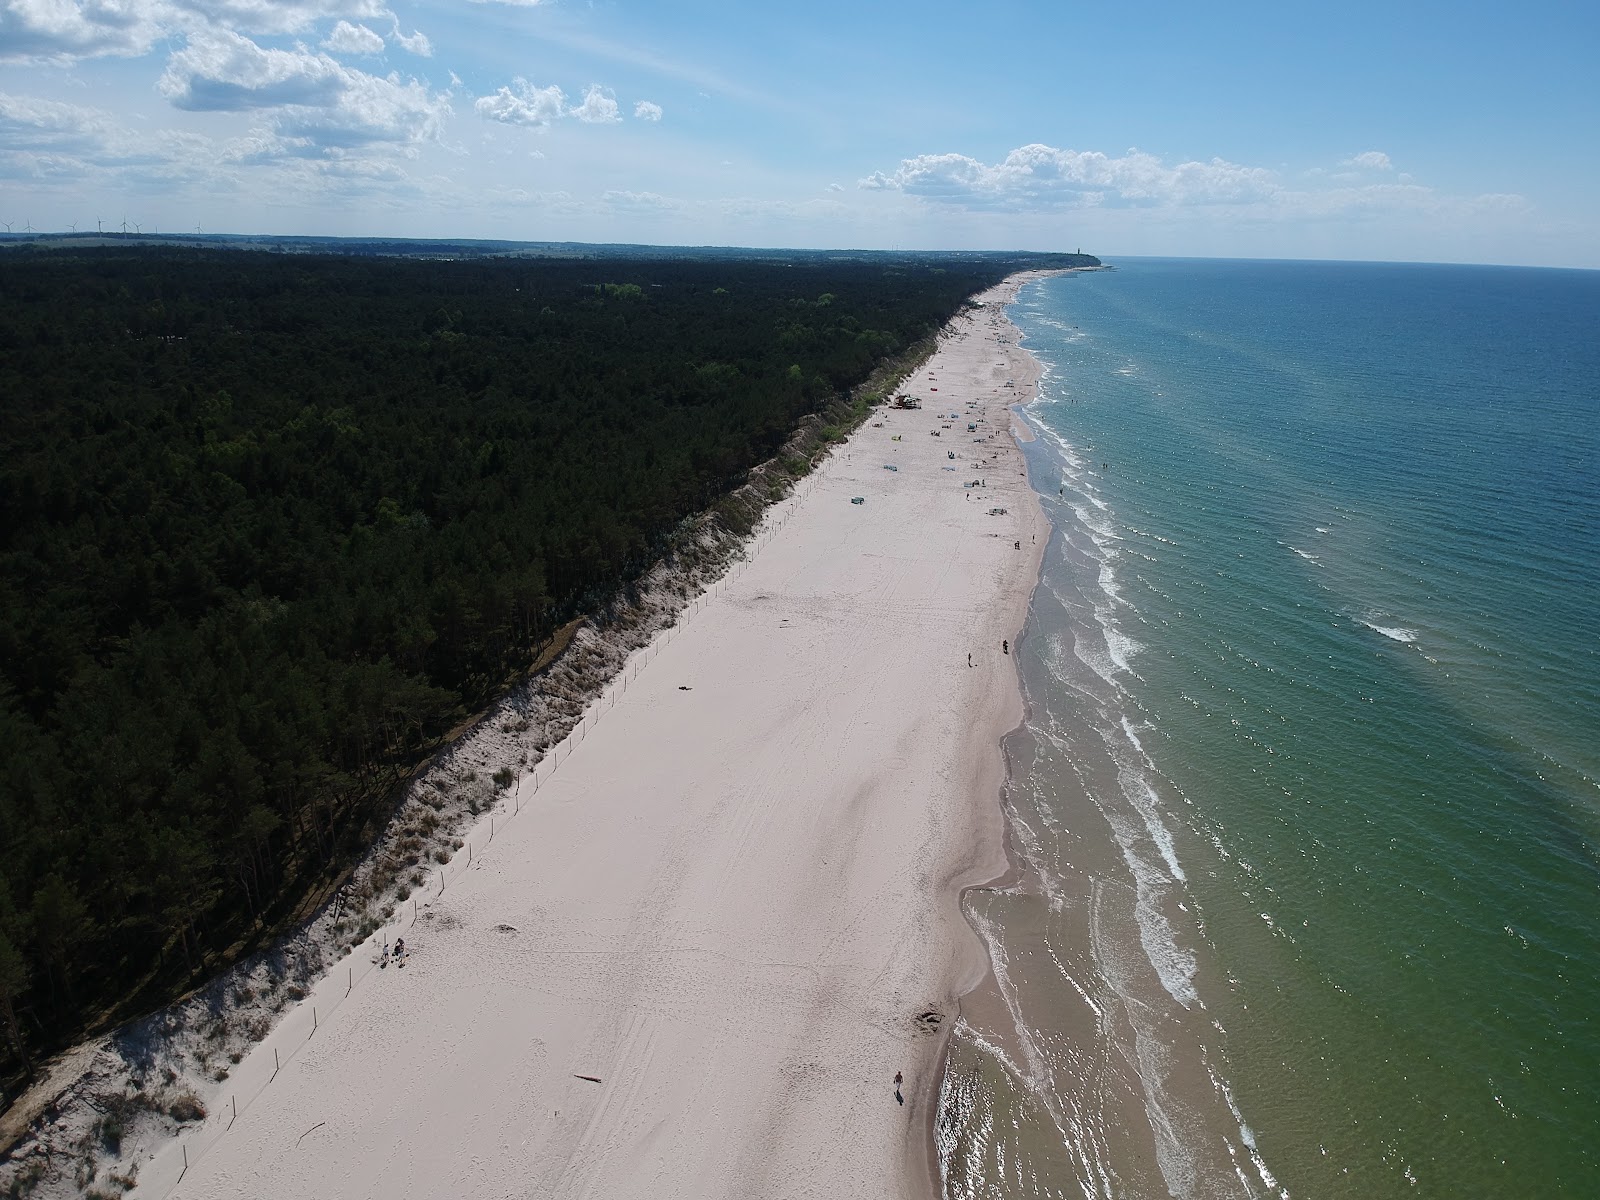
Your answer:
[861,141,1527,226]
[1344,150,1394,170]
[1,0,391,63]
[390,21,431,56]
[0,90,238,190]
[0,91,121,181]
[323,20,385,56]
[860,143,1277,210]
[160,30,348,111]
[181,0,387,36]
[570,85,620,124]
[475,79,567,127]
[1,0,165,62]
[633,99,662,121]
[157,30,448,153]
[475,80,630,127]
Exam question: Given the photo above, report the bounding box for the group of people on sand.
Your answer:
[381,937,409,969]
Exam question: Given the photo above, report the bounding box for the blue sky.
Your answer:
[2,0,1596,265]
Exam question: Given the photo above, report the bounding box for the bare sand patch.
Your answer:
[136,276,1050,1200]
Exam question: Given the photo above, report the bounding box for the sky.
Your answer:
[2,0,1597,266]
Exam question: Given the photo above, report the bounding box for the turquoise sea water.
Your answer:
[946,260,1600,1198]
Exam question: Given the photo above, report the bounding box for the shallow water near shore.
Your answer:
[941,259,1600,1198]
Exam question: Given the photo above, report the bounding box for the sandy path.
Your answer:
[144,275,1048,1200]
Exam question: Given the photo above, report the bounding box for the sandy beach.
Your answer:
[139,275,1050,1200]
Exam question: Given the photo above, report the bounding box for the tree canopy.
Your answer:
[0,244,1095,1094]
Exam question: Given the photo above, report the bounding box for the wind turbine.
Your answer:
[120,217,128,235]
[133,222,141,235]
[67,222,77,233]
[96,217,102,234]
[1,221,11,234]
[22,220,32,234]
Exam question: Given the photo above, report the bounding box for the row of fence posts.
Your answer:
[155,452,838,1198]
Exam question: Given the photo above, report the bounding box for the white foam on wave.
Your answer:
[1097,560,1125,606]
[1082,745,1200,1010]
[1284,544,1322,565]
[1124,521,1178,548]
[1071,503,1120,547]
[1106,627,1142,674]
[1069,629,1124,690]
[1214,1068,1289,1197]
[1119,718,1185,883]
[1136,871,1200,1010]
[1359,616,1418,643]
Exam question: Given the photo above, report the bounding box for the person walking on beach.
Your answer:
[894,1071,904,1106]
[1002,639,1009,655]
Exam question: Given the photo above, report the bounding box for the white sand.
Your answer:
[142,276,1048,1200]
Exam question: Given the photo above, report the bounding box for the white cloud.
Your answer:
[859,142,1528,228]
[475,79,566,127]
[323,20,385,57]
[0,0,391,63]
[602,189,679,210]
[180,0,387,37]
[0,0,165,62]
[1344,150,1393,170]
[719,195,849,223]
[570,85,620,124]
[475,80,626,128]
[826,182,843,192]
[0,91,120,181]
[157,30,449,153]
[860,143,1277,210]
[160,30,350,111]
[390,22,431,57]
[0,90,241,191]
[633,99,662,121]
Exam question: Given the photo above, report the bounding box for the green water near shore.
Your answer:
[944,259,1600,1198]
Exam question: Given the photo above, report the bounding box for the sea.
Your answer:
[937,259,1600,1199]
